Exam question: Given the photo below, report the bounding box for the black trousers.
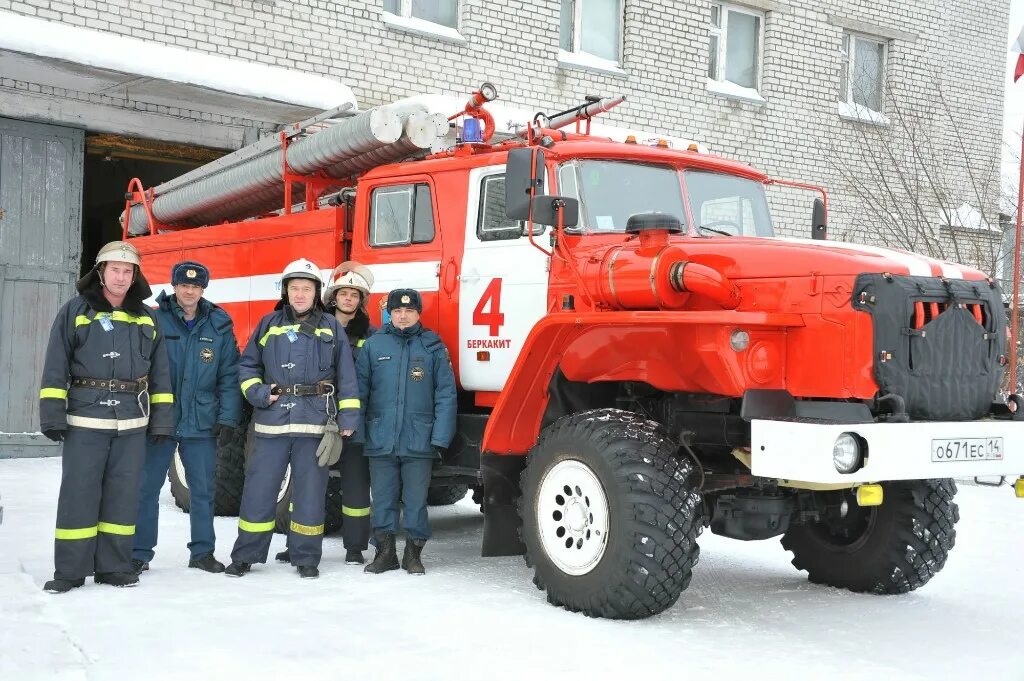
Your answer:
[54,427,146,580]
[339,440,371,551]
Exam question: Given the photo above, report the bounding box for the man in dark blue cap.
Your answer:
[132,260,241,575]
[356,288,457,575]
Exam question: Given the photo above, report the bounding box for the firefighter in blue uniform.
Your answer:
[132,261,242,576]
[38,240,175,594]
[226,258,360,579]
[357,289,457,575]
[276,261,376,566]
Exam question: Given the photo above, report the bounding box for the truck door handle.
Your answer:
[442,258,458,295]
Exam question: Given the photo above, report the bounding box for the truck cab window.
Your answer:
[370,183,436,247]
[684,170,774,237]
[477,174,541,241]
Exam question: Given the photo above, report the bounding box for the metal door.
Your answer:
[0,117,84,457]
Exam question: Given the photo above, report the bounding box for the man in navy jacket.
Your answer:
[357,288,457,575]
[132,261,241,575]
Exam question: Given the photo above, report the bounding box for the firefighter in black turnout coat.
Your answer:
[38,240,175,594]
[226,259,360,579]
[276,261,377,566]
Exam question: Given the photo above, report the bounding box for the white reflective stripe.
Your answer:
[146,261,442,307]
[67,415,150,430]
[254,422,326,435]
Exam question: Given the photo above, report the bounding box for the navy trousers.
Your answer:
[134,436,217,563]
[368,455,433,540]
[54,428,146,580]
[231,436,328,567]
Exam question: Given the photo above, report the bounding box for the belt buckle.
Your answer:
[292,384,302,396]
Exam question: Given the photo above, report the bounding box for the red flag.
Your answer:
[1013,24,1024,82]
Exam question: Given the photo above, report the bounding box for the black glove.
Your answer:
[148,433,168,445]
[43,429,65,443]
[215,424,235,447]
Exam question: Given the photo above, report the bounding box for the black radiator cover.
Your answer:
[852,273,1005,420]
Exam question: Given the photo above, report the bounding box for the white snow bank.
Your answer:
[0,10,356,110]
[1,457,1022,680]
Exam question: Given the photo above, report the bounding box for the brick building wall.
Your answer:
[0,0,1010,269]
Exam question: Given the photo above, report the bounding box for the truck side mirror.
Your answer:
[505,147,545,221]
[812,198,827,240]
[530,195,579,228]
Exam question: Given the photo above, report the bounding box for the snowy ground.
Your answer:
[0,457,1020,681]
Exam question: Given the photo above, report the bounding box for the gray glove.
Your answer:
[316,418,343,467]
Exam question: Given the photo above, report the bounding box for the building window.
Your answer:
[840,32,887,114]
[383,0,458,29]
[370,183,435,247]
[707,3,763,91]
[560,0,622,63]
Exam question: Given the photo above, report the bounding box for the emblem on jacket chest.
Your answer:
[200,347,214,363]
[410,367,425,381]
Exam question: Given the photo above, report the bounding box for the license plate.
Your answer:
[931,438,1004,462]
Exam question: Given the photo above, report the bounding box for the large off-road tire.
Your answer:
[781,479,959,594]
[168,413,250,516]
[427,483,469,506]
[519,408,704,620]
[274,474,344,535]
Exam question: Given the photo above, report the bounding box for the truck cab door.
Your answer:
[458,166,550,391]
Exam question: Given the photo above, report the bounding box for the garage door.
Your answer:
[0,117,84,457]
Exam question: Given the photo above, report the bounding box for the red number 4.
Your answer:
[473,278,505,337]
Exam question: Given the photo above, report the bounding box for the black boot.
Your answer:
[43,578,85,594]
[95,572,140,588]
[224,562,251,577]
[345,549,364,565]
[402,538,426,575]
[188,554,226,573]
[275,549,291,563]
[297,565,319,579]
[363,533,399,574]
[131,559,149,576]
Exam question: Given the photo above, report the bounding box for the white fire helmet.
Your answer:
[95,240,141,267]
[323,261,374,304]
[280,258,322,288]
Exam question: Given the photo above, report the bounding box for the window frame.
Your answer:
[382,0,464,41]
[707,2,765,93]
[840,31,888,115]
[368,182,437,248]
[560,0,625,65]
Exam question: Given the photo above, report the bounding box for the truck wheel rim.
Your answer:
[173,447,187,490]
[537,459,609,576]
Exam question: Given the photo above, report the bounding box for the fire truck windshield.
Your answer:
[684,170,775,237]
[558,160,687,233]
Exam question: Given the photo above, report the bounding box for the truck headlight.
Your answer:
[833,433,862,474]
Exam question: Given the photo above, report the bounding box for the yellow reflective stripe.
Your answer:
[259,324,334,347]
[240,377,263,394]
[40,388,68,399]
[254,423,325,435]
[342,505,370,517]
[97,521,135,536]
[55,526,98,540]
[150,393,174,404]
[356,339,365,347]
[78,312,155,327]
[290,520,325,536]
[338,398,360,410]
[238,518,275,533]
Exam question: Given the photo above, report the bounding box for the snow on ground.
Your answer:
[1,457,1020,681]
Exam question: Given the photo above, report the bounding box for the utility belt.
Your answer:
[72,376,149,393]
[273,381,335,397]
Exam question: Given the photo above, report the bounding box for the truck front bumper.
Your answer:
[751,418,1024,484]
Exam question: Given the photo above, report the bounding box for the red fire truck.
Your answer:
[125,85,1024,619]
